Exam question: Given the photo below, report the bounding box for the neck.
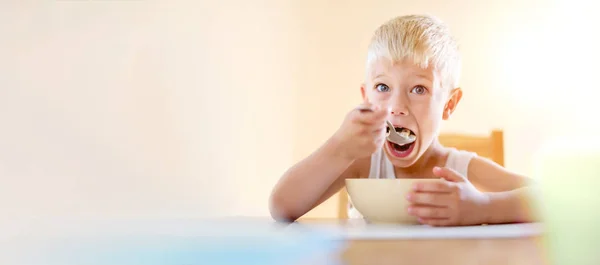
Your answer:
[395,139,449,178]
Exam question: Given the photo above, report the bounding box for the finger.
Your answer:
[407,205,451,219]
[369,130,387,149]
[418,218,452,227]
[367,120,387,135]
[406,191,452,206]
[354,106,389,125]
[355,121,385,138]
[357,111,388,126]
[355,102,375,112]
[432,166,466,183]
[355,102,387,113]
[372,126,387,140]
[412,179,455,193]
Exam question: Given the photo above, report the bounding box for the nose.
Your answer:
[390,100,409,116]
[391,107,409,116]
[388,92,410,116]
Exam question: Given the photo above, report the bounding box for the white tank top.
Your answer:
[347,147,476,219]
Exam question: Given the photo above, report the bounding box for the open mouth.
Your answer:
[387,127,416,157]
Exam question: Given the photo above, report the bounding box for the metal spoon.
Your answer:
[356,106,416,145]
[385,120,416,145]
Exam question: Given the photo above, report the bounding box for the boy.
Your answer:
[269,15,537,226]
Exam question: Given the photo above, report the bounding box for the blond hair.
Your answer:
[366,14,461,90]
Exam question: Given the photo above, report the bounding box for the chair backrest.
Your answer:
[438,130,504,166]
[336,129,505,219]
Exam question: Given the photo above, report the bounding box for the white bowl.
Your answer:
[345,178,444,224]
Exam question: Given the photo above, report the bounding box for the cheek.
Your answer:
[422,96,446,117]
[411,97,439,116]
[368,91,390,103]
[412,99,443,135]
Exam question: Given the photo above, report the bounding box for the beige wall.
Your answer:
[0,1,300,219]
[1,1,597,220]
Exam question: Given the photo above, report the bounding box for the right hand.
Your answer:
[332,103,389,161]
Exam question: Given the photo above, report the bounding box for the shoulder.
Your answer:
[446,147,477,161]
[444,147,476,178]
[467,156,503,179]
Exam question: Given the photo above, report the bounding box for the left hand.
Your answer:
[406,167,491,226]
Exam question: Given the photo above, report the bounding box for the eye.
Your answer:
[411,85,427,95]
[375,83,390,92]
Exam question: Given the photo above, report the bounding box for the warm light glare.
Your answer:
[1,0,598,221]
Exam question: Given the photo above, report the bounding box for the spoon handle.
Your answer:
[355,106,415,145]
[386,120,396,133]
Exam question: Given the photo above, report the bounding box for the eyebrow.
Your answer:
[373,74,386,79]
[415,73,433,82]
[371,73,433,83]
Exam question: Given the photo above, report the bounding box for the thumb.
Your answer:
[362,98,385,111]
[433,166,466,183]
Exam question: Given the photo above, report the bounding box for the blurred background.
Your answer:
[0,0,598,221]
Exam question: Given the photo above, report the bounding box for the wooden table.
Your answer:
[0,217,551,265]
[297,218,549,265]
[340,237,547,265]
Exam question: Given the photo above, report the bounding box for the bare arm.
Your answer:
[468,156,532,192]
[468,156,540,223]
[268,137,360,222]
[269,103,387,222]
[485,187,540,223]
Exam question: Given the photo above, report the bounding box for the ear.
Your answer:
[442,88,462,120]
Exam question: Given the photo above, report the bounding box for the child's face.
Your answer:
[361,58,461,167]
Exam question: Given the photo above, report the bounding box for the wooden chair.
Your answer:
[335,129,505,219]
